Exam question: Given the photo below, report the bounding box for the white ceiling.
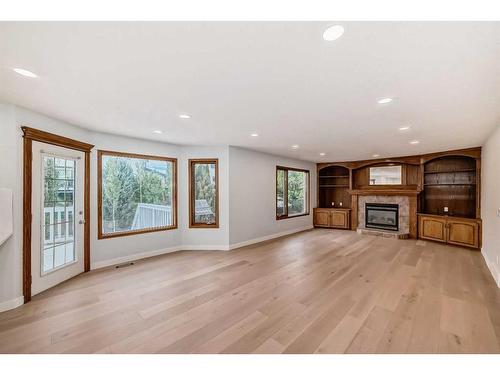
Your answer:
[1,22,499,162]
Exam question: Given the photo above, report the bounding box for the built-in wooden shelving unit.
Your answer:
[315,147,482,248]
[318,165,350,209]
[421,155,477,218]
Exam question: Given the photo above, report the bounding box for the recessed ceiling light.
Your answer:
[399,126,411,131]
[323,25,345,41]
[292,145,299,149]
[153,130,163,134]
[179,114,191,119]
[372,154,380,158]
[319,152,326,156]
[409,140,420,145]
[250,133,259,137]
[377,98,393,104]
[13,68,38,78]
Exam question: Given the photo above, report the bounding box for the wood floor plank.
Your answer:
[0,228,498,353]
[346,306,393,353]
[282,296,356,353]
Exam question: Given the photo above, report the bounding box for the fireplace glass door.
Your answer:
[365,203,399,231]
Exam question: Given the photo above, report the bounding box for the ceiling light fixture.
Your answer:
[13,68,38,78]
[320,152,326,156]
[399,126,411,131]
[250,133,259,137]
[377,98,393,104]
[323,25,345,41]
[153,130,163,134]
[179,114,191,119]
[372,154,380,158]
[409,140,420,145]
[292,145,299,149]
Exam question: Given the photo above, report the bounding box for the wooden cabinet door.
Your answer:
[314,210,330,227]
[419,215,446,242]
[447,219,479,248]
[331,211,349,229]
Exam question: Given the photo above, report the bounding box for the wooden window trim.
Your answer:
[276,165,310,220]
[22,126,94,303]
[97,150,178,239]
[189,159,219,228]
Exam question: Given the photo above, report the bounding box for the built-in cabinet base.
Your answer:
[314,208,351,229]
[417,213,481,249]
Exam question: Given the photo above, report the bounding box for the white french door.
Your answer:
[31,141,85,296]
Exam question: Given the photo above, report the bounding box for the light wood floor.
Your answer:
[1,229,500,354]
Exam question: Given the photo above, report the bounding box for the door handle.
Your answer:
[79,220,86,224]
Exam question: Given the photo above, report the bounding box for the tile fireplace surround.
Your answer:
[358,195,410,235]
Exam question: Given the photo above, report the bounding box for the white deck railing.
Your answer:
[131,203,173,229]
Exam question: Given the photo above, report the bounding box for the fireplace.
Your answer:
[365,203,399,231]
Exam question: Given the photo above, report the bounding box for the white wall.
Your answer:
[0,102,23,311]
[481,123,500,287]
[228,146,316,247]
[0,102,314,310]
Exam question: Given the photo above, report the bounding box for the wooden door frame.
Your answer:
[22,127,94,303]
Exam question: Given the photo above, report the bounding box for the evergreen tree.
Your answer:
[195,164,215,212]
[43,157,57,204]
[276,169,285,216]
[287,171,305,214]
[133,160,171,205]
[102,158,138,232]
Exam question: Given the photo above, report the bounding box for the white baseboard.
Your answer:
[90,226,314,269]
[482,250,500,288]
[0,296,23,313]
[91,245,183,270]
[179,244,230,251]
[228,225,314,250]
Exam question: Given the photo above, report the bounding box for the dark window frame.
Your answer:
[189,159,219,228]
[276,166,310,220]
[97,150,178,240]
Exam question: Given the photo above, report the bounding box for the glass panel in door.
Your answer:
[42,155,76,274]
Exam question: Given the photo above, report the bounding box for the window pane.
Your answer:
[60,211,66,236]
[44,213,51,241]
[68,210,74,237]
[369,166,402,185]
[65,159,75,180]
[287,171,307,216]
[43,247,54,273]
[276,169,286,217]
[54,243,66,268]
[192,162,217,225]
[56,180,66,202]
[54,202,65,223]
[101,154,175,235]
[65,241,75,263]
[53,212,59,238]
